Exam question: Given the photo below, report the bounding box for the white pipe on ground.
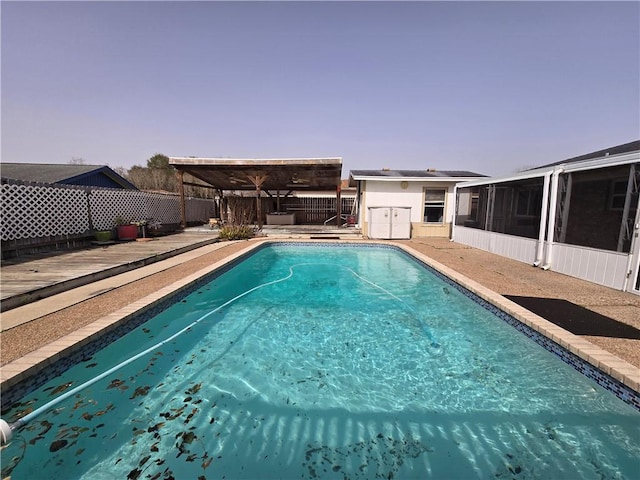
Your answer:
[0,268,297,445]
[0,261,439,446]
[0,418,12,444]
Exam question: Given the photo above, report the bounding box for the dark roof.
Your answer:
[350,169,486,178]
[0,163,137,189]
[535,140,640,169]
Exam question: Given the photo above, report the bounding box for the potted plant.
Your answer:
[115,216,138,241]
[94,230,112,243]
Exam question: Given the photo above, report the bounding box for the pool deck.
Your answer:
[1,232,639,396]
[0,231,220,312]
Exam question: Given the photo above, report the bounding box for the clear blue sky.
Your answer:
[2,1,638,176]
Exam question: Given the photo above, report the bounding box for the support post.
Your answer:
[617,163,637,252]
[557,173,573,244]
[534,171,552,266]
[484,185,495,231]
[451,185,458,241]
[221,195,228,224]
[336,183,342,226]
[177,170,186,229]
[256,185,262,228]
[543,167,563,270]
[247,174,268,228]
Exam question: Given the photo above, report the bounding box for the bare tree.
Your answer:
[112,166,129,178]
[124,153,215,199]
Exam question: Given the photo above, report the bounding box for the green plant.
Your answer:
[114,215,128,226]
[218,224,254,240]
[94,230,112,242]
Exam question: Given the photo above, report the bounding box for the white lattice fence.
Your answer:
[145,194,181,224]
[89,190,149,230]
[1,183,90,241]
[2,182,216,245]
[186,198,214,223]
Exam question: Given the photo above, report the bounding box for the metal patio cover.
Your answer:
[168,157,343,191]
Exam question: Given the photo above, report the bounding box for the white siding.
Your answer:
[453,226,538,264]
[454,226,630,290]
[363,180,456,223]
[552,243,628,290]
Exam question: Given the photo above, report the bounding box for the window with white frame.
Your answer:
[423,188,446,223]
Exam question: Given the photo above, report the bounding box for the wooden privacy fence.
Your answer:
[281,197,355,224]
[222,196,355,225]
[1,180,214,257]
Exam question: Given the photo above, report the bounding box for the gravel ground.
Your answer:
[1,238,639,370]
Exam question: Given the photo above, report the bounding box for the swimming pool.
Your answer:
[1,243,639,479]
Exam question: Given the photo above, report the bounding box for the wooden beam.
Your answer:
[246,174,268,188]
[245,175,268,228]
[336,183,342,226]
[181,181,219,190]
[265,190,293,198]
[256,185,263,228]
[177,170,186,229]
[221,195,228,224]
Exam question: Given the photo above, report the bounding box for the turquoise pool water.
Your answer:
[1,244,639,479]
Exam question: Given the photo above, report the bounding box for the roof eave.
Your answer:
[169,157,342,166]
[457,150,640,188]
[349,175,484,182]
[63,166,138,189]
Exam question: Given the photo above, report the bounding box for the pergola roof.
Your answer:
[169,157,343,191]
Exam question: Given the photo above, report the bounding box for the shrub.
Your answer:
[218,224,254,240]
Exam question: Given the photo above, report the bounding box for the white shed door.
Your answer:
[390,207,411,239]
[368,207,391,239]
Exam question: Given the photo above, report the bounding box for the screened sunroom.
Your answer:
[453,141,640,294]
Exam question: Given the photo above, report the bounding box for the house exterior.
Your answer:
[349,169,486,239]
[0,163,137,189]
[453,140,640,295]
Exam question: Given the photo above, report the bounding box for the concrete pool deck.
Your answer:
[1,234,639,395]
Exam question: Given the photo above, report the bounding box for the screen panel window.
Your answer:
[609,180,628,210]
[424,188,446,223]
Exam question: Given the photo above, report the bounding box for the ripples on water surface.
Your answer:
[2,245,638,479]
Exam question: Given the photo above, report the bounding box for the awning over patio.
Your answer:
[168,157,344,227]
[169,157,343,191]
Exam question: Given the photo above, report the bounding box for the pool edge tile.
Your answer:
[2,240,639,412]
[395,242,640,403]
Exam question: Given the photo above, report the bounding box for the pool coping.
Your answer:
[390,242,640,395]
[1,238,639,401]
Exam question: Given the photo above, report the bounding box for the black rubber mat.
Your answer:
[503,295,640,340]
